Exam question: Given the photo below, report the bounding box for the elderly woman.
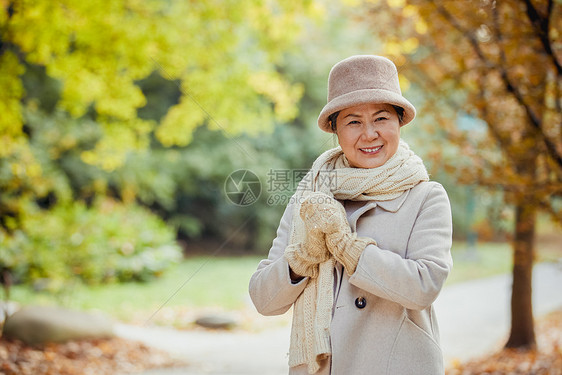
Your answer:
[249,55,453,375]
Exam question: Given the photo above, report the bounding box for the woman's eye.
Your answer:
[347,120,361,126]
[375,117,388,122]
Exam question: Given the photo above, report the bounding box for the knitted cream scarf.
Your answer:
[287,139,429,374]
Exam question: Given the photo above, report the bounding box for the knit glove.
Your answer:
[301,192,376,276]
[284,228,330,279]
[285,241,330,278]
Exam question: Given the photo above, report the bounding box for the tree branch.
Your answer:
[431,0,562,169]
[431,1,492,69]
[479,80,511,151]
[521,0,562,77]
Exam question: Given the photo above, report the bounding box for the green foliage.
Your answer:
[0,106,183,287]
[1,0,319,169]
[110,126,295,252]
[0,107,100,226]
[0,0,327,279]
[0,198,182,287]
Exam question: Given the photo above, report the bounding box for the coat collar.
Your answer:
[349,189,410,214]
[375,189,410,213]
[345,189,411,232]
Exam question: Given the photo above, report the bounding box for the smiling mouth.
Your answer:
[359,146,383,154]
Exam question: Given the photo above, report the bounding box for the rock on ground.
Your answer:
[2,305,114,346]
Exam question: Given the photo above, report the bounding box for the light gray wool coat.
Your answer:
[249,181,453,375]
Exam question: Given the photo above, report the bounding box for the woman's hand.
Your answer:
[284,194,335,279]
[300,192,347,234]
[300,192,376,275]
[284,231,330,280]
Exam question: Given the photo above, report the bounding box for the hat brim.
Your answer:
[317,89,416,133]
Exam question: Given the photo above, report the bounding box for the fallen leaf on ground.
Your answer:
[0,337,185,375]
[447,309,562,375]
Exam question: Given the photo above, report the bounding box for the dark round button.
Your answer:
[355,297,367,309]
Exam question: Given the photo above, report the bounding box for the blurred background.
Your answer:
[1,0,561,374]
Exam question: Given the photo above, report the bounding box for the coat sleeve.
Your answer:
[248,201,309,316]
[349,183,453,311]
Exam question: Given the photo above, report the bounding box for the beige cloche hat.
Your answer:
[317,55,416,132]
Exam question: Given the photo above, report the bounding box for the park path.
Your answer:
[116,262,562,375]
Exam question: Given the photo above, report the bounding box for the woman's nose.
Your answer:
[363,124,379,139]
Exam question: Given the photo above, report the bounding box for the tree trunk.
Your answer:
[505,197,537,349]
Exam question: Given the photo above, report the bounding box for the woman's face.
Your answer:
[335,103,401,169]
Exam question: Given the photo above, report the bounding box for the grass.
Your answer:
[6,238,560,325]
[446,242,512,285]
[9,256,263,324]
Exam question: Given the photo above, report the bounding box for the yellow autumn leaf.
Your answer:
[398,74,411,92]
[383,41,402,56]
[156,99,206,147]
[0,51,26,139]
[2,0,326,173]
[341,0,363,7]
[402,37,419,54]
[386,0,405,8]
[415,18,428,34]
[249,72,304,122]
[403,5,418,17]
[80,135,128,172]
[309,1,327,19]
